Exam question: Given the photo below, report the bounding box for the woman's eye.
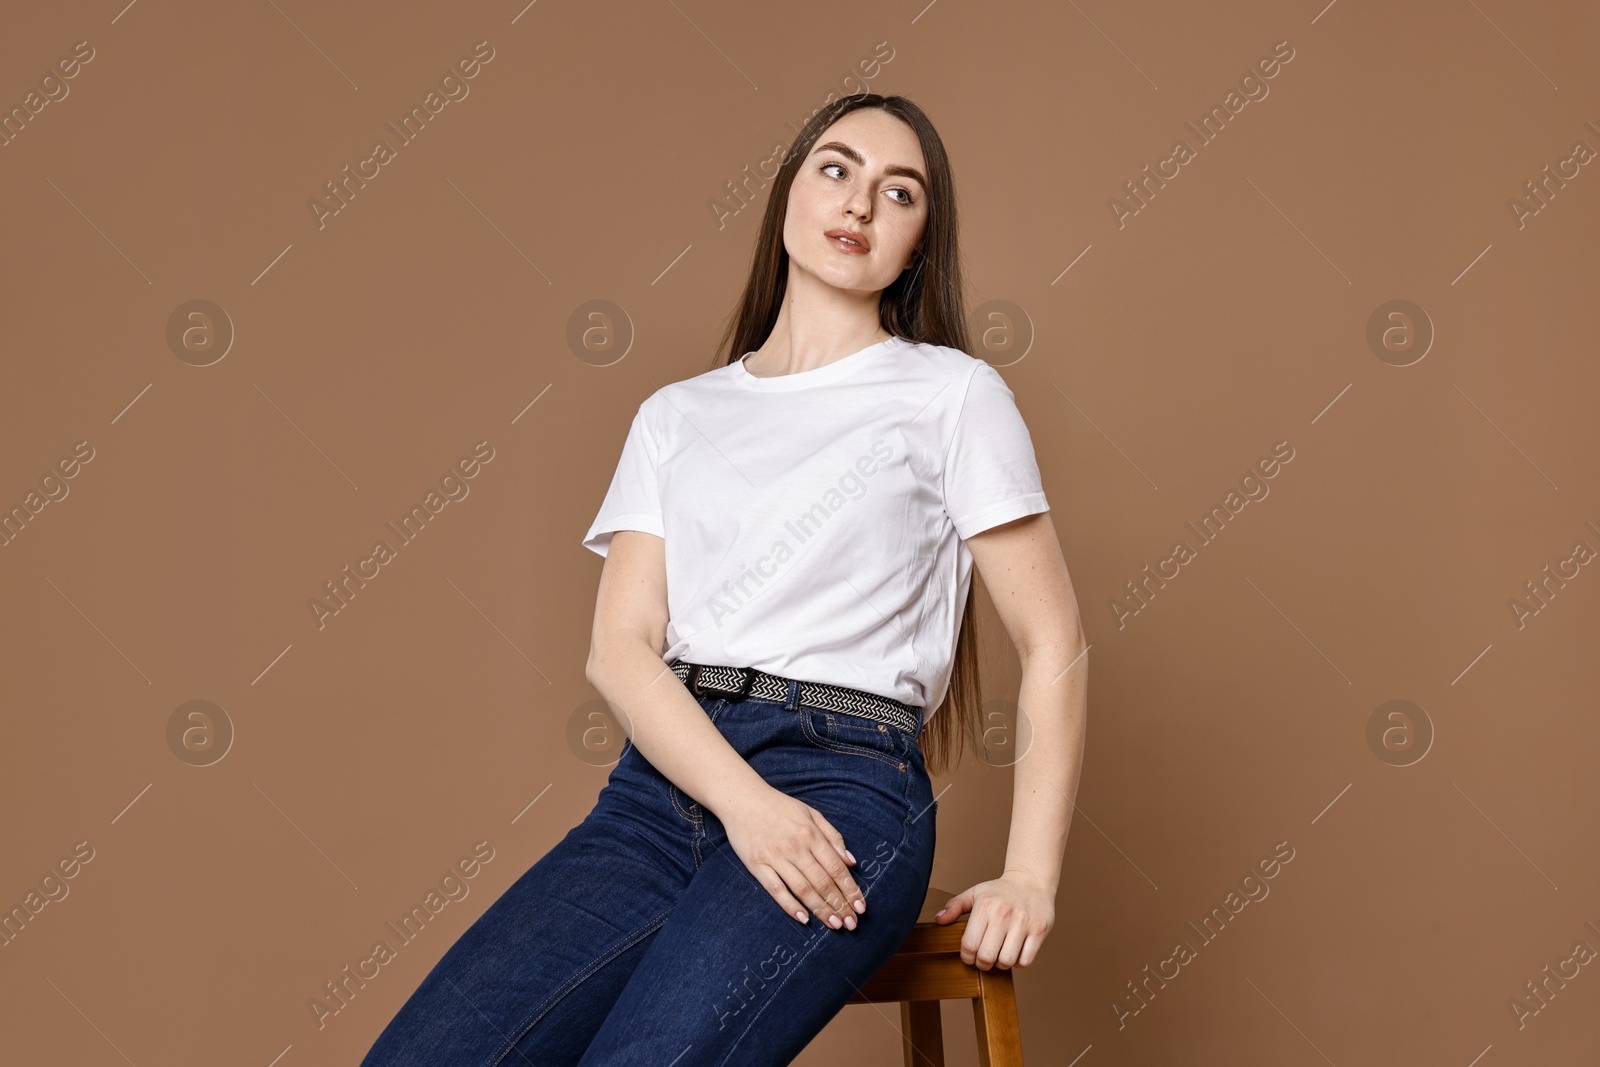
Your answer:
[820,161,916,206]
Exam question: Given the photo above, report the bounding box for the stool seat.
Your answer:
[848,886,1025,1066]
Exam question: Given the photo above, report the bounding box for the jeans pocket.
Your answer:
[799,704,911,769]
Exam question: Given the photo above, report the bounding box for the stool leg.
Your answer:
[972,969,1024,1066]
[900,999,945,1067]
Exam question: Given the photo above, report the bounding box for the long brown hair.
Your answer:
[709,93,980,777]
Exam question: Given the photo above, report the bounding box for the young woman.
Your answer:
[360,94,1086,1066]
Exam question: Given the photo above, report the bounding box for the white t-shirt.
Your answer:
[581,335,1049,717]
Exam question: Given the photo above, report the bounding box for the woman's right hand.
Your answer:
[719,786,867,931]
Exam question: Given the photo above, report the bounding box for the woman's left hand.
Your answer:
[933,873,1055,970]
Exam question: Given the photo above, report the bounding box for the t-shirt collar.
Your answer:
[731,336,905,391]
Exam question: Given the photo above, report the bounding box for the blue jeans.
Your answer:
[358,674,939,1066]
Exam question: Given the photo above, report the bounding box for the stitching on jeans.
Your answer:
[668,783,697,823]
[897,754,914,850]
[688,796,706,869]
[799,705,908,770]
[831,715,912,765]
[823,709,910,767]
[485,903,675,1067]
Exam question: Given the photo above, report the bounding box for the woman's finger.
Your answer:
[807,811,866,916]
[782,854,844,928]
[810,839,864,923]
[751,862,811,924]
[973,911,1011,970]
[959,910,989,966]
[1017,929,1043,968]
[995,920,1030,970]
[772,857,830,925]
[810,809,858,869]
[935,889,973,922]
[797,846,856,929]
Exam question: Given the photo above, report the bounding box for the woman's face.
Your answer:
[783,109,930,295]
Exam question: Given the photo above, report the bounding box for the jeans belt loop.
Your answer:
[686,663,704,695]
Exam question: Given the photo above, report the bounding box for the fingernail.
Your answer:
[827,914,842,929]
[845,850,856,864]
[845,915,856,930]
[795,909,808,923]
[854,899,866,914]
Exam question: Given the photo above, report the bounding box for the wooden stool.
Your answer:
[847,886,1025,1066]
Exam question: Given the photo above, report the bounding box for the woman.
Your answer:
[360,94,1086,1066]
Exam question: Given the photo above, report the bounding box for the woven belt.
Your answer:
[668,659,921,737]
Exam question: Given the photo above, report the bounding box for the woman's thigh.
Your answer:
[358,742,703,1067]
[576,697,939,1066]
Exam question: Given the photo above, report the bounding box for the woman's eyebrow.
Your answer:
[814,140,928,189]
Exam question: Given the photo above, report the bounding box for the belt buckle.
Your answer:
[687,663,756,701]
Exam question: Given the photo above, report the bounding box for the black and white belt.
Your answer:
[668,659,922,737]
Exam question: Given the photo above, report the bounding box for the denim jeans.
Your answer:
[358,672,939,1066]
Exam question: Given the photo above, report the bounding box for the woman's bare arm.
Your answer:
[584,529,763,816]
[584,529,868,930]
[932,511,1087,970]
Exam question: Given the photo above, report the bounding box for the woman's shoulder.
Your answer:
[629,358,739,412]
[894,338,996,385]
[661,355,742,393]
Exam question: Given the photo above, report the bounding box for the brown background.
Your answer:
[2,0,1597,1063]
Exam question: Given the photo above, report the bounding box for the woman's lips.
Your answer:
[826,233,869,255]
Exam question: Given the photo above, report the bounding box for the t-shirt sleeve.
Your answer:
[581,396,666,557]
[941,362,1050,540]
